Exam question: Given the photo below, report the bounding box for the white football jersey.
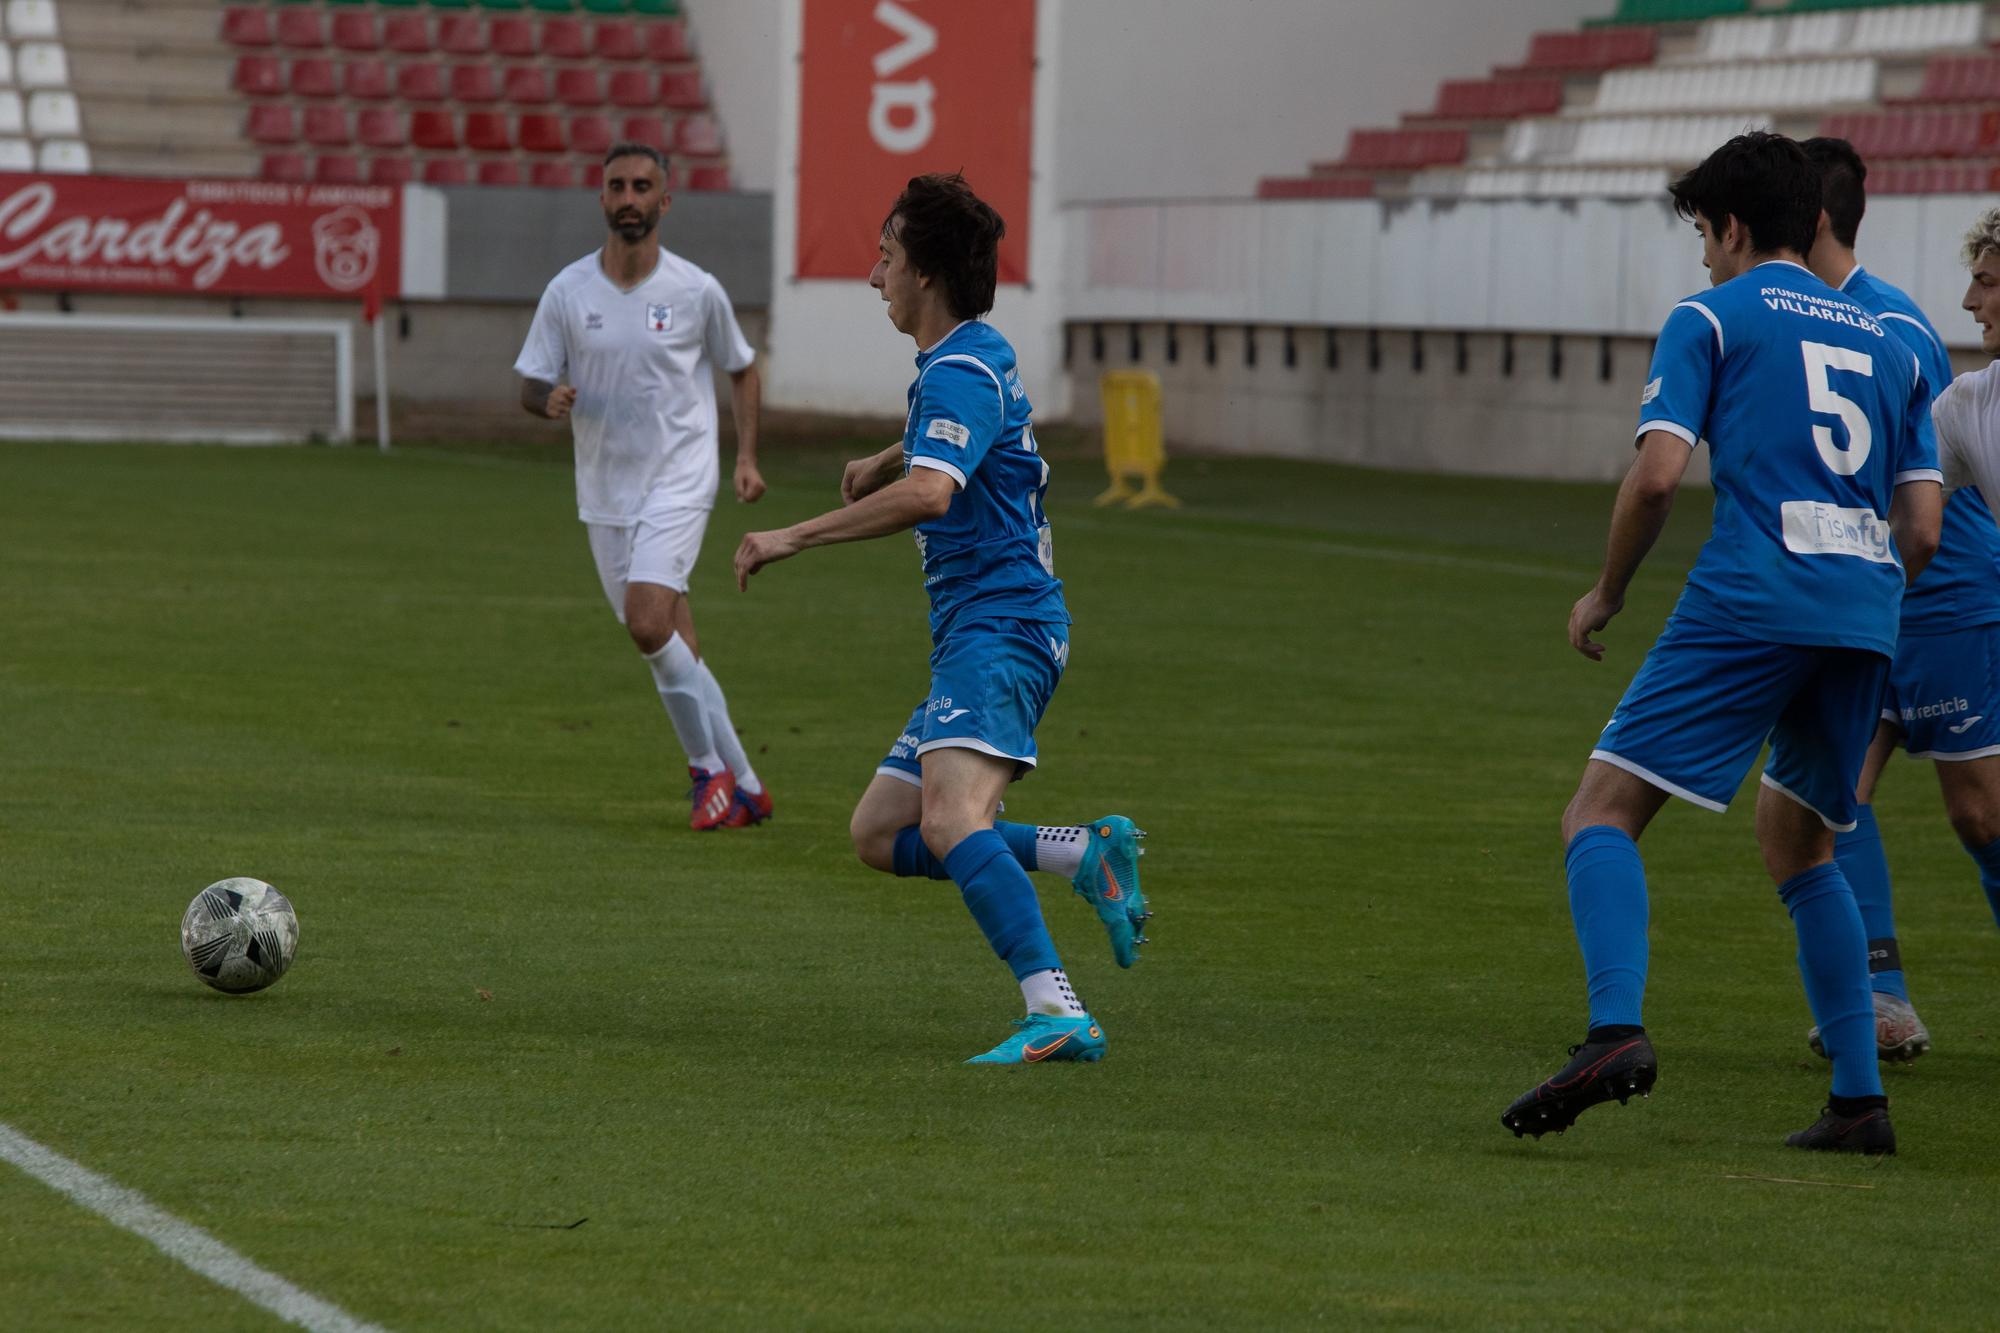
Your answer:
[514,247,755,523]
[1932,359,2000,507]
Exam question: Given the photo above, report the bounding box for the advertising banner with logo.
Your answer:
[794,0,1035,282]
[0,174,402,303]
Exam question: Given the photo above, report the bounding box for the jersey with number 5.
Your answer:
[901,320,1069,642]
[1638,259,1939,656]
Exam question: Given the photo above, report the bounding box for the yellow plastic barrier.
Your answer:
[1095,370,1181,509]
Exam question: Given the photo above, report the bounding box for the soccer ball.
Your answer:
[180,877,300,994]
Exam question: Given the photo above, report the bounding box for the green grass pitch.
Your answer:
[2,435,1998,1329]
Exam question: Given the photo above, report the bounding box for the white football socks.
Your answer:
[642,633,723,774]
[1021,967,1087,1017]
[696,660,762,796]
[1033,826,1091,878]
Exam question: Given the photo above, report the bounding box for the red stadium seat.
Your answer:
[478,159,524,186]
[346,58,392,101]
[581,161,604,189]
[423,158,471,185]
[451,64,501,103]
[1434,78,1561,120]
[607,69,655,108]
[369,157,416,185]
[358,108,407,149]
[276,9,325,50]
[222,7,274,49]
[518,113,566,153]
[383,15,432,55]
[246,103,299,144]
[674,113,721,157]
[314,155,365,184]
[643,20,689,62]
[232,55,284,97]
[503,65,553,105]
[568,113,612,156]
[539,17,588,59]
[412,109,461,150]
[593,20,643,61]
[304,106,352,147]
[465,111,513,151]
[490,17,536,57]
[437,14,487,56]
[1256,175,1373,200]
[398,62,448,103]
[659,68,706,110]
[289,58,338,99]
[330,11,379,53]
[260,151,309,182]
[684,165,730,192]
[532,160,577,187]
[1518,27,1654,73]
[555,68,603,107]
[618,116,669,152]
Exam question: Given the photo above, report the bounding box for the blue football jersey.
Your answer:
[1638,260,1939,657]
[901,321,1069,641]
[1842,266,2000,635]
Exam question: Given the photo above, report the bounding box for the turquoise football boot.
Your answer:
[965,1013,1107,1065]
[1071,816,1149,967]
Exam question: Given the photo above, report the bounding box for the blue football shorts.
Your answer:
[876,618,1069,786]
[1883,622,2000,761]
[1591,614,1889,832]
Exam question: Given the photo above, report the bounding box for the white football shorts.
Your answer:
[586,508,711,615]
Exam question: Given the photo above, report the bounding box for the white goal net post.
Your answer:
[0,312,354,444]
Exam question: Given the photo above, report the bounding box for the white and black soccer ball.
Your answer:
[180,877,300,994]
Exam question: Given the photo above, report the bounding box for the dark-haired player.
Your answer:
[734,173,1149,1064]
[1501,133,1942,1153]
[1792,138,2000,1063]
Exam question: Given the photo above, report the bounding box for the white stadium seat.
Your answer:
[26,88,76,136]
[16,40,63,88]
[36,138,89,172]
[0,88,18,133]
[0,43,13,87]
[4,0,59,40]
[0,135,30,169]
[1597,59,1873,113]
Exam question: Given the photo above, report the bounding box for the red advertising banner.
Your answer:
[0,174,402,302]
[795,0,1034,282]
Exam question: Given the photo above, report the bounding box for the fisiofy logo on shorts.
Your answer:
[1902,695,1975,723]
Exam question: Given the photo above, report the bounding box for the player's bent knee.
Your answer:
[849,811,897,874]
[918,812,977,863]
[1950,804,2000,850]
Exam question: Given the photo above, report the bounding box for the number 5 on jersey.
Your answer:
[1802,341,1873,475]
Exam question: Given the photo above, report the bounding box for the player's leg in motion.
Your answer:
[660,591,771,828]
[624,581,733,828]
[1940,757,2000,933]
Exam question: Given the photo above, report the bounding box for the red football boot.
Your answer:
[687,766,737,831]
[720,785,774,828]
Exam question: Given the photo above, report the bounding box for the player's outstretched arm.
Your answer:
[521,378,576,420]
[730,362,765,502]
[1570,431,1691,661]
[841,444,906,505]
[736,467,955,590]
[1890,479,1943,584]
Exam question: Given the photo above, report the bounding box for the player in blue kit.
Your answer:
[1794,139,2000,1064]
[1500,133,1943,1154]
[732,173,1149,1064]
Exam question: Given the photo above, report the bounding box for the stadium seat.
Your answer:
[36,139,90,173]
[478,159,523,185]
[568,113,612,155]
[246,103,299,144]
[346,58,392,100]
[0,136,30,170]
[659,69,706,110]
[276,9,326,49]
[684,165,730,191]
[1517,27,1654,72]
[330,11,380,52]
[357,107,407,148]
[397,62,448,102]
[632,0,680,15]
[531,160,576,187]
[582,0,629,11]
[411,108,460,149]
[1434,78,1562,120]
[303,105,351,146]
[422,158,470,184]
[643,20,690,61]
[674,113,722,156]
[438,14,488,55]
[465,109,512,150]
[315,155,365,184]
[503,65,552,104]
[25,90,74,135]
[289,58,338,98]
[260,151,309,182]
[475,0,528,8]
[383,15,433,54]
[581,160,604,187]
[368,156,416,184]
[451,64,500,103]
[518,112,565,152]
[618,115,669,151]
[222,7,276,49]
[555,68,603,107]
[490,17,536,55]
[0,91,20,133]
[4,0,59,40]
[593,20,643,60]
[15,42,66,89]
[540,18,589,58]
[0,44,12,87]
[232,55,285,97]
[530,0,577,11]
[607,69,654,108]
[1257,175,1373,199]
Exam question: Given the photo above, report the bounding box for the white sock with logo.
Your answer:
[1020,967,1086,1017]
[696,660,762,796]
[1033,826,1091,878]
[643,634,722,773]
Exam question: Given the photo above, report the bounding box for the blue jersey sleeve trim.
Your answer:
[921,352,1007,417]
[1896,468,1945,485]
[1672,300,1724,355]
[1636,420,1698,448]
[910,455,968,488]
[1880,311,1946,359]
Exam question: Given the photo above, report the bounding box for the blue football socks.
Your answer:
[1834,804,1907,1001]
[1778,862,1883,1100]
[994,822,1040,872]
[1968,835,2000,932]
[892,823,1042,879]
[1565,825,1649,1031]
[945,829,1062,981]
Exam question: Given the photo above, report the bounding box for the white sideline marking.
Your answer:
[0,1121,389,1333]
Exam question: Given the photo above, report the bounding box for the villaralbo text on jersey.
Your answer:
[1759,286,1885,336]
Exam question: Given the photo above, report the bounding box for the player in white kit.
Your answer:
[515,143,774,830]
